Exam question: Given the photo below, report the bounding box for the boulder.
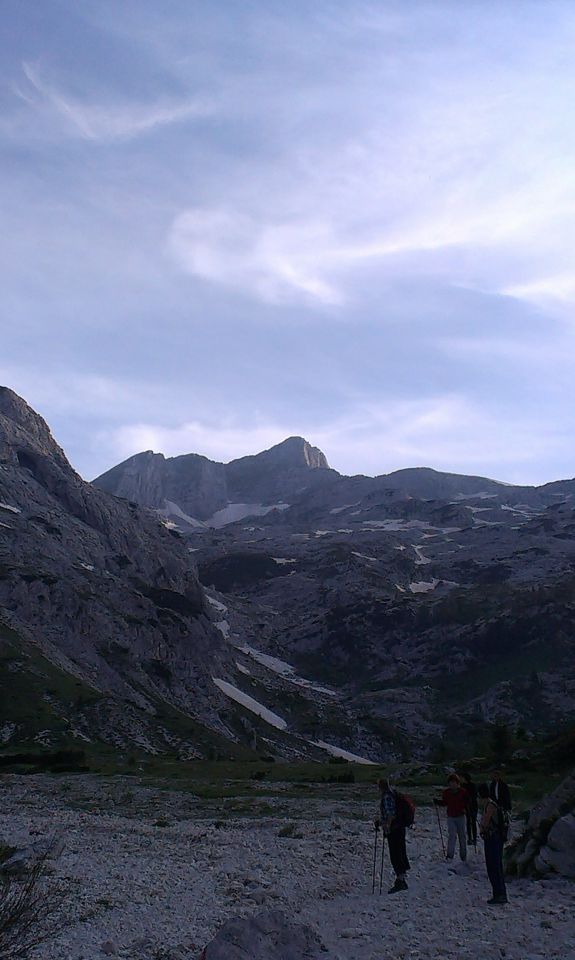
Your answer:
[199,910,329,959]
[535,813,575,878]
[505,769,575,878]
[0,835,64,877]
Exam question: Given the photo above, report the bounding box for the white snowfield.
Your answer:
[238,644,337,697]
[272,557,297,565]
[309,740,375,764]
[409,579,439,593]
[0,502,21,513]
[206,595,229,614]
[413,544,432,565]
[212,678,288,730]
[159,500,207,529]
[206,502,289,528]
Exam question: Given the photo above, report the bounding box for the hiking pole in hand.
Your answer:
[372,825,379,894]
[379,831,386,894]
[434,803,446,858]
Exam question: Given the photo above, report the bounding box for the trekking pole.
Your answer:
[378,832,386,894]
[434,804,446,858]
[372,826,379,894]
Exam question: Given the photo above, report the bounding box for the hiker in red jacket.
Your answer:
[434,773,469,863]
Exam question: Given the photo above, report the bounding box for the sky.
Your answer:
[2,0,575,484]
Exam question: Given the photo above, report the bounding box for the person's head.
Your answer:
[492,768,503,782]
[447,773,460,792]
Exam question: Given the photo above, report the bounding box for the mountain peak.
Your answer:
[243,436,330,470]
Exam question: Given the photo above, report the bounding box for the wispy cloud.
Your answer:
[16,60,213,141]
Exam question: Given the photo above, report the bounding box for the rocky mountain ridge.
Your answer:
[93,437,333,528]
[96,428,575,758]
[3,387,575,763]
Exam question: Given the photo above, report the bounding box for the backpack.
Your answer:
[395,792,416,828]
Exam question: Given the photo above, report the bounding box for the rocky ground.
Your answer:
[1,774,574,960]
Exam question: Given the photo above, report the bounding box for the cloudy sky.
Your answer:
[2,0,575,483]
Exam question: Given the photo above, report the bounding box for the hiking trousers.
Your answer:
[466,804,478,844]
[484,833,507,899]
[387,826,410,879]
[447,815,467,861]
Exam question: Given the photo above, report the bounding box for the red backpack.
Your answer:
[395,792,416,828]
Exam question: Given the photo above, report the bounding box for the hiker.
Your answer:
[478,782,508,904]
[489,768,512,812]
[433,773,469,863]
[374,777,410,894]
[460,771,478,847]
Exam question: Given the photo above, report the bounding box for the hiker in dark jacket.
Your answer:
[434,773,469,862]
[489,768,512,812]
[461,771,478,846]
[478,782,508,904]
[374,778,410,894]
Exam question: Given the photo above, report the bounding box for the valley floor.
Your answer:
[0,775,573,960]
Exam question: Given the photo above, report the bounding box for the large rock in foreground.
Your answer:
[200,910,329,959]
[506,769,575,878]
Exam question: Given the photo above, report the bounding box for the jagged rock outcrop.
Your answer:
[506,769,575,877]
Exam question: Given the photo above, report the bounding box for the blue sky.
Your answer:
[2,0,575,483]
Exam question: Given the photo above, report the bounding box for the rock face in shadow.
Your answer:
[506,769,575,878]
[200,910,329,960]
[0,387,237,755]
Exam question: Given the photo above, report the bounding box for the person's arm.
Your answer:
[480,801,495,837]
[433,789,447,806]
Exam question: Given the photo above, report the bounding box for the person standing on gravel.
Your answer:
[433,773,469,863]
[374,778,410,894]
[478,782,508,904]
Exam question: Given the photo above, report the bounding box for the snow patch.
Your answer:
[352,551,377,561]
[409,579,439,593]
[160,500,206,529]
[238,644,337,696]
[206,502,289,528]
[212,679,288,730]
[0,503,21,514]
[272,557,297,565]
[206,595,228,614]
[329,502,360,515]
[235,661,251,676]
[214,620,230,639]
[310,740,375,765]
[413,544,431,565]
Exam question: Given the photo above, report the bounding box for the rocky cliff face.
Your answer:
[93,436,334,524]
[0,387,241,755]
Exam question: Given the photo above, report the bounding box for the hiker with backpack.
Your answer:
[489,768,512,812]
[433,773,469,863]
[374,777,413,894]
[478,782,508,904]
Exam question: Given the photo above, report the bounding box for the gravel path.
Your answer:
[1,775,573,960]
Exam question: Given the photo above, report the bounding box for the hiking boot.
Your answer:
[487,896,508,905]
[388,879,408,894]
